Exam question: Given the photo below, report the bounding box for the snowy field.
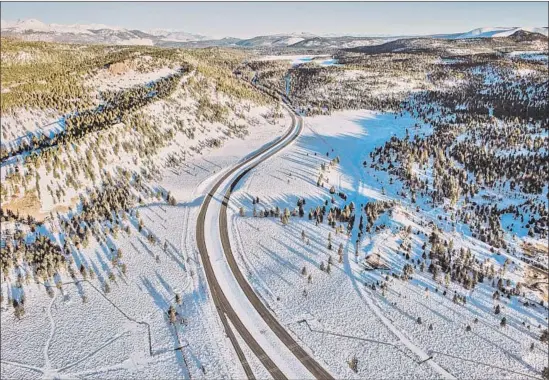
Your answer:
[257,55,340,67]
[0,109,62,148]
[1,111,290,379]
[507,51,548,62]
[227,110,549,379]
[2,44,548,379]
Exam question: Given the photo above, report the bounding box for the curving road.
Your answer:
[196,95,333,379]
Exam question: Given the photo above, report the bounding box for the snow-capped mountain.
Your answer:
[234,32,318,48]
[0,19,208,46]
[1,18,95,35]
[1,19,547,48]
[446,26,548,39]
[146,29,211,42]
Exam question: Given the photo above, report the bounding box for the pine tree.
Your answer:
[168,305,177,324]
[349,356,358,373]
[540,329,549,343]
[13,299,25,320]
[80,264,88,279]
[168,195,177,206]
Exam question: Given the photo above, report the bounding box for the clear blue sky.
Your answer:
[1,2,547,38]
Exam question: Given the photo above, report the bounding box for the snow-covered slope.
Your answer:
[454,27,548,39]
[235,33,316,48]
[0,19,209,46]
[2,19,547,48]
[146,29,211,42]
[2,18,94,35]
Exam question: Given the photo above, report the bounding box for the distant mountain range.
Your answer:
[1,19,547,48]
[442,26,548,39]
[347,29,548,56]
[0,19,210,46]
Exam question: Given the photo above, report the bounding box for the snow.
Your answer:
[514,68,536,77]
[118,38,154,46]
[1,107,291,378]
[282,37,306,46]
[226,318,274,380]
[2,19,94,35]
[1,109,62,150]
[201,110,316,379]
[268,37,306,46]
[225,109,549,379]
[508,51,548,62]
[1,65,181,154]
[257,55,339,67]
[455,26,548,39]
[1,68,295,378]
[148,29,210,41]
[2,44,548,379]
[85,66,178,96]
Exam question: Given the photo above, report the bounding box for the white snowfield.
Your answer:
[2,46,548,379]
[2,109,547,379]
[226,110,549,379]
[1,18,95,35]
[454,26,548,39]
[202,109,318,379]
[256,55,339,67]
[1,105,292,379]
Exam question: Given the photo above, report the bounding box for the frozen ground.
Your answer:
[1,110,290,379]
[2,48,548,379]
[0,64,180,147]
[227,110,549,379]
[0,109,62,147]
[84,65,179,100]
[256,55,339,67]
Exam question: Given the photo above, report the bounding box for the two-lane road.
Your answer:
[196,98,333,379]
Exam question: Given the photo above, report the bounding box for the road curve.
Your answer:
[196,155,289,377]
[196,96,333,379]
[218,112,334,380]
